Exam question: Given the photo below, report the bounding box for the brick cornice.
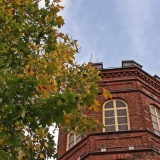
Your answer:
[98,88,160,103]
[80,148,160,160]
[99,67,160,92]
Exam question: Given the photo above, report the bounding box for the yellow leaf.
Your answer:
[36,127,46,137]
[9,0,21,5]
[68,88,73,91]
[88,62,93,66]
[103,89,112,99]
[38,85,51,95]
[45,15,52,23]
[6,8,13,16]
[40,153,44,159]
[65,117,70,124]
[56,16,64,25]
[94,100,100,106]
[25,65,29,69]
[58,32,64,38]
[27,142,31,148]
[83,114,87,118]
[93,105,99,112]
[18,74,23,77]
[63,111,70,124]
[88,105,92,110]
[41,131,46,137]
[36,144,40,151]
[54,0,61,3]
[44,142,48,148]
[29,70,34,75]
[56,4,64,10]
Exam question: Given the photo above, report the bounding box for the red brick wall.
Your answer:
[57,130,68,157]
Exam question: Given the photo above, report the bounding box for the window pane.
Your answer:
[151,115,157,123]
[105,125,115,132]
[69,134,74,143]
[105,101,113,108]
[154,130,160,136]
[76,136,81,143]
[157,110,160,118]
[118,125,128,131]
[76,134,81,138]
[152,122,159,130]
[150,107,155,115]
[118,117,127,124]
[117,109,127,116]
[116,101,125,108]
[69,142,74,149]
[105,117,115,125]
[105,110,114,117]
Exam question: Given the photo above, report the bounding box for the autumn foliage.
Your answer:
[0,0,111,159]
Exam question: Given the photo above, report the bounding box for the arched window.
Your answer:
[103,100,130,132]
[67,133,81,150]
[150,105,160,136]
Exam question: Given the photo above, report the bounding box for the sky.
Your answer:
[58,0,160,77]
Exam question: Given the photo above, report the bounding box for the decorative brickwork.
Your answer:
[58,61,160,160]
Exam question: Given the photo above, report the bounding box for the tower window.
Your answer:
[150,105,160,136]
[103,100,130,132]
[67,133,81,150]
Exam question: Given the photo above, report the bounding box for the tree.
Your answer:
[0,0,111,159]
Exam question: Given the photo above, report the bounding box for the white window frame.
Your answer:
[102,99,130,132]
[150,105,160,136]
[66,133,81,150]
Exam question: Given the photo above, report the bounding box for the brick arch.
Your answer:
[150,103,160,109]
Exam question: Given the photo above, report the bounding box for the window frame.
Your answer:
[66,133,81,150]
[102,99,130,132]
[150,105,160,136]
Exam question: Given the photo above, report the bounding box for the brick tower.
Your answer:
[58,60,160,160]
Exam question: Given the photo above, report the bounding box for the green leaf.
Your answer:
[19,108,26,118]
[0,150,9,159]
[0,76,5,88]
[90,84,98,94]
[84,95,95,106]
[0,43,9,53]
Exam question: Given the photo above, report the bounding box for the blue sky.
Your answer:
[58,0,160,77]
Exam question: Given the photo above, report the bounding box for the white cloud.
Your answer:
[115,0,153,56]
[58,0,72,21]
[59,0,71,7]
